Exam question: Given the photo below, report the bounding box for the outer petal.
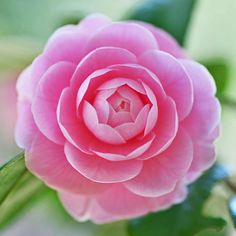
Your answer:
[96,184,156,218]
[30,15,110,93]
[32,62,76,145]
[124,128,193,197]
[139,97,178,159]
[65,142,143,183]
[15,101,38,150]
[87,22,158,56]
[59,181,187,224]
[72,47,137,88]
[181,60,221,139]
[139,50,193,121]
[26,133,108,194]
[187,140,215,182]
[135,21,186,58]
[16,66,33,101]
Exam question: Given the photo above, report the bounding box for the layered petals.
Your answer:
[65,142,143,183]
[26,133,108,194]
[125,128,193,197]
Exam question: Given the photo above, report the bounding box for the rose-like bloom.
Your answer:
[15,14,220,223]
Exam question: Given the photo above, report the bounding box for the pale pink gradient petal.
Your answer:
[32,62,76,144]
[180,60,216,96]
[90,133,156,161]
[26,133,108,194]
[186,141,215,183]
[108,64,166,103]
[115,104,150,141]
[15,101,38,149]
[139,97,178,159]
[72,47,137,88]
[30,55,52,93]
[59,193,120,224]
[59,193,92,222]
[117,85,144,120]
[151,181,188,212]
[64,142,143,183]
[139,50,193,121]
[136,21,186,58]
[16,67,32,101]
[96,184,156,218]
[87,22,158,56]
[125,128,193,197]
[93,89,116,123]
[98,77,146,95]
[59,181,188,224]
[83,101,126,144]
[44,25,87,64]
[181,60,221,139]
[57,87,94,154]
[141,82,158,135]
[76,68,117,111]
[79,13,111,33]
[108,107,133,127]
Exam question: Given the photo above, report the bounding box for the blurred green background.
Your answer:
[0,0,235,235]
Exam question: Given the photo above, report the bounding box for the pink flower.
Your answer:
[15,14,221,223]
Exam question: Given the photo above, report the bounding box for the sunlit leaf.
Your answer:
[0,153,48,229]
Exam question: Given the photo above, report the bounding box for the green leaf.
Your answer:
[228,196,236,228]
[127,0,196,45]
[0,153,49,229]
[128,164,227,236]
[203,60,230,97]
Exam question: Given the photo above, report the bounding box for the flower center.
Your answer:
[107,91,131,113]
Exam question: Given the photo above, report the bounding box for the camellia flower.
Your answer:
[15,14,220,223]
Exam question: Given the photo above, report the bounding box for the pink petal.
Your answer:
[43,25,87,64]
[93,89,116,123]
[87,22,158,56]
[26,133,108,194]
[181,60,216,96]
[181,60,221,139]
[32,62,76,144]
[139,97,178,159]
[30,16,110,93]
[59,193,120,224]
[186,140,216,183]
[115,104,150,141]
[59,181,187,224]
[79,13,111,33]
[98,77,146,94]
[125,128,193,197]
[65,142,143,183]
[83,101,126,144]
[57,87,94,154]
[141,82,158,135]
[90,132,156,161]
[108,64,166,104]
[108,106,133,127]
[15,101,38,149]
[59,193,92,222]
[96,184,156,217]
[135,21,186,58]
[139,50,193,121]
[16,66,33,101]
[117,85,144,120]
[71,47,137,88]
